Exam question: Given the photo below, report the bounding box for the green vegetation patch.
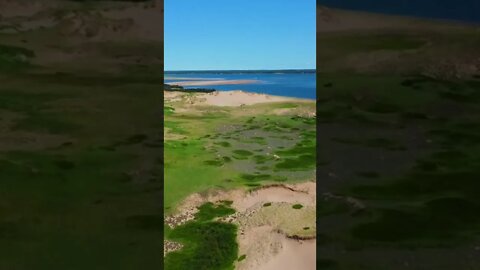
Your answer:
[165,121,189,135]
[292,204,303,209]
[273,136,316,171]
[165,202,238,270]
[203,159,224,167]
[240,173,271,182]
[275,154,315,170]
[215,141,231,147]
[252,154,273,164]
[195,202,235,222]
[276,143,315,157]
[232,149,253,157]
[164,106,175,116]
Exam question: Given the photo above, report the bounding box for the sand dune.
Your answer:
[171,182,317,270]
[233,183,316,270]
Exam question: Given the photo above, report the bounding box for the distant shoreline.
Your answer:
[164,70,317,100]
[164,77,223,81]
[165,69,316,74]
[169,79,261,87]
[164,83,316,101]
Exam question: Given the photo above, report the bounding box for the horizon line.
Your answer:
[165,68,316,72]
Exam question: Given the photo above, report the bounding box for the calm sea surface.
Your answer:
[165,71,316,99]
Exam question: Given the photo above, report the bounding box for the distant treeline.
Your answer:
[164,84,215,93]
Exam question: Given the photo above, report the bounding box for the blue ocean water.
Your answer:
[165,71,316,99]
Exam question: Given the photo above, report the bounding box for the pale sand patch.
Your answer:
[195,90,305,107]
[164,89,313,108]
[164,90,187,104]
[164,127,186,141]
[169,80,261,86]
[235,203,316,238]
[235,226,283,270]
[258,238,316,270]
[164,90,184,99]
[272,108,295,115]
[233,182,316,270]
[234,182,316,212]
[175,181,316,213]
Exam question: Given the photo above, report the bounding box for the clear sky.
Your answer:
[165,0,316,71]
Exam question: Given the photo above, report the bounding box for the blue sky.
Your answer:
[165,0,316,71]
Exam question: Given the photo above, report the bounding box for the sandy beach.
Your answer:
[196,90,294,107]
[165,89,312,107]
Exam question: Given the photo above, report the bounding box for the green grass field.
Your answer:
[165,202,238,270]
[164,94,316,268]
[163,101,316,212]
